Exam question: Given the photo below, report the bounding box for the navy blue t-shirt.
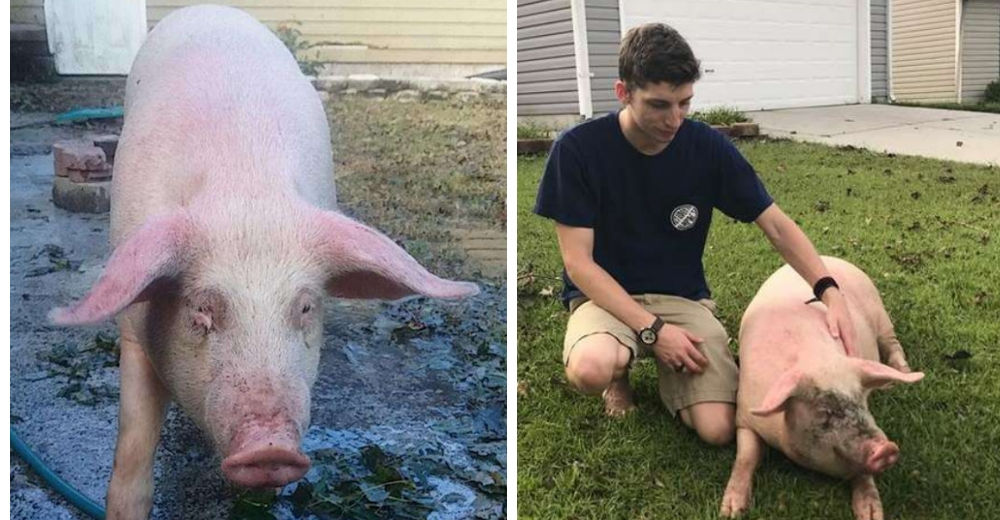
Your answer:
[534,111,773,306]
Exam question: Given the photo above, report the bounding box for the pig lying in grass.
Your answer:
[720,257,922,520]
[49,5,477,518]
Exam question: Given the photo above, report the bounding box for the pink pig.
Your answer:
[49,5,477,518]
[720,257,922,520]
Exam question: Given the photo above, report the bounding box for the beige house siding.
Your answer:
[11,0,45,25]
[12,1,505,65]
[891,0,959,102]
[146,1,505,65]
[960,0,1000,102]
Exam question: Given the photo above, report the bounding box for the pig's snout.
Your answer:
[862,439,899,474]
[221,420,310,488]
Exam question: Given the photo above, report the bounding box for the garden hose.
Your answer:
[10,428,107,519]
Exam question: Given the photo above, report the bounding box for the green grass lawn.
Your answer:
[517,138,1000,519]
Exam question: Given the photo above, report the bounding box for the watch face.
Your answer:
[640,329,656,345]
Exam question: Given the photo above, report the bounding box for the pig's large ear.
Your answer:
[750,368,807,416]
[310,210,479,300]
[849,358,925,390]
[49,212,192,326]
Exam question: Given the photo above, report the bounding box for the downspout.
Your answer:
[570,0,593,119]
[887,0,895,102]
[858,0,872,103]
[955,0,963,102]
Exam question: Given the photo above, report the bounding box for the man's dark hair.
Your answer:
[618,23,701,90]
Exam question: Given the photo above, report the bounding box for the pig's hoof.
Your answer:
[719,485,751,517]
[851,478,883,520]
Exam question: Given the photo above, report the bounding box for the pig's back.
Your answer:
[736,257,883,435]
[739,257,882,383]
[111,5,335,243]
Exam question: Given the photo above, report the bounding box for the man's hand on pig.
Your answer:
[653,324,710,374]
[822,289,858,357]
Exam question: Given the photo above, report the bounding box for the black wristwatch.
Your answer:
[638,316,665,346]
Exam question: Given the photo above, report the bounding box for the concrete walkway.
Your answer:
[746,104,1000,166]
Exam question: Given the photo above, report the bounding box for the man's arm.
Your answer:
[555,223,709,372]
[754,203,858,356]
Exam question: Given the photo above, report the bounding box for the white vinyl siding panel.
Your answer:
[518,0,580,116]
[585,0,621,114]
[871,0,889,100]
[146,0,505,64]
[891,0,958,102]
[620,0,863,110]
[960,0,1000,102]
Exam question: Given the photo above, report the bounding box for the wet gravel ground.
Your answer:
[9,118,506,519]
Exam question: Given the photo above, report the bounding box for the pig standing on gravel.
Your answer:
[720,257,922,520]
[49,5,477,519]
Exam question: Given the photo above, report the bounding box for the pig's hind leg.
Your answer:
[874,305,911,373]
[106,321,170,520]
[851,475,884,520]
[720,427,764,517]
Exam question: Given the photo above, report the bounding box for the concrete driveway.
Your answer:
[746,104,1000,166]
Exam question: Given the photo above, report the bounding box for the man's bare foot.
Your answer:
[602,377,636,417]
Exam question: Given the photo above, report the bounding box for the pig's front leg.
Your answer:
[106,326,170,520]
[850,475,884,520]
[720,427,764,517]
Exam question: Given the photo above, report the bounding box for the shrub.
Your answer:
[689,105,750,126]
[983,80,1000,103]
[274,22,323,77]
[517,122,551,139]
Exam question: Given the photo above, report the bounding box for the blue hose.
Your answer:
[10,428,107,519]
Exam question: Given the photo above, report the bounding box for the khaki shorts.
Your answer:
[563,294,738,416]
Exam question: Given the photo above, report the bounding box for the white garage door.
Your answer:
[620,0,869,110]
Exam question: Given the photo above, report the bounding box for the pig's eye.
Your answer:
[302,304,312,314]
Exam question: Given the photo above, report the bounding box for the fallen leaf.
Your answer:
[943,350,972,361]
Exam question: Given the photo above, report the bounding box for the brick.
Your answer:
[52,140,107,177]
[52,176,111,213]
[91,134,120,161]
[67,167,113,183]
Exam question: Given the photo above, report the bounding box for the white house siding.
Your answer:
[871,0,889,101]
[891,0,958,102]
[586,0,621,115]
[960,0,1000,102]
[518,0,580,116]
[146,0,506,66]
[620,0,865,111]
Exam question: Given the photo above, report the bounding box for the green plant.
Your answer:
[689,105,750,126]
[517,122,551,139]
[983,80,1000,103]
[274,22,323,77]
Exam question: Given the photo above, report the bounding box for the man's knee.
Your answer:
[682,403,736,446]
[565,335,629,394]
[697,419,735,446]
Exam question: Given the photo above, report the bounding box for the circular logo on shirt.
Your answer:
[670,204,699,231]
